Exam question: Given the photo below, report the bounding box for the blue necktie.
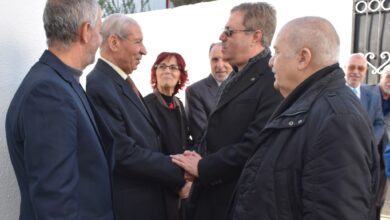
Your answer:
[352,87,359,97]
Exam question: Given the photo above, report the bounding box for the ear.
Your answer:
[252,30,263,45]
[297,47,311,70]
[79,22,91,44]
[107,34,121,51]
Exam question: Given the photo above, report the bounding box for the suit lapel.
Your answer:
[205,74,219,97]
[360,87,369,109]
[215,65,262,111]
[95,60,158,129]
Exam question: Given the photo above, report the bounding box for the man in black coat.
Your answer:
[227,16,379,220]
[185,42,232,145]
[172,3,283,220]
[86,14,186,220]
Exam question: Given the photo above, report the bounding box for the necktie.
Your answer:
[126,76,141,98]
[352,87,359,98]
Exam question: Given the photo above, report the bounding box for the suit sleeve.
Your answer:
[302,114,378,220]
[22,82,80,219]
[198,79,282,186]
[185,86,208,144]
[87,84,185,190]
[372,92,385,144]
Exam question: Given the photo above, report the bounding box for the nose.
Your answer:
[140,44,147,55]
[268,56,274,68]
[219,31,227,42]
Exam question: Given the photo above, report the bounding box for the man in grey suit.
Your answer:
[345,53,384,143]
[185,42,232,145]
[345,53,385,220]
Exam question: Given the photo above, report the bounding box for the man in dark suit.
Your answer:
[345,53,384,143]
[172,3,283,220]
[185,42,232,145]
[86,14,186,220]
[5,1,114,219]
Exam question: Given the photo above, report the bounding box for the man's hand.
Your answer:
[179,181,193,199]
[171,150,202,177]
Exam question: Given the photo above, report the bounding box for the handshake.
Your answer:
[171,150,202,199]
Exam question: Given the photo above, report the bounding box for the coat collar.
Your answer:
[215,52,271,110]
[267,64,343,129]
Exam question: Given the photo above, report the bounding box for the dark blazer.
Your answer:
[360,85,385,144]
[193,52,283,220]
[86,59,185,220]
[185,74,219,144]
[5,50,114,220]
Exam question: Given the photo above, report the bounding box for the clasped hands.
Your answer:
[171,150,202,199]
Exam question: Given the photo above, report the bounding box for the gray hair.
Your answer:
[101,14,138,45]
[43,0,99,48]
[209,42,222,54]
[231,2,276,48]
[286,16,340,66]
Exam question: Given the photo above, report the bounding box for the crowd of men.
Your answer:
[5,0,389,220]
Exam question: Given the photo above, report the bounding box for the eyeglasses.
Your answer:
[223,28,254,37]
[155,64,180,71]
[348,64,366,72]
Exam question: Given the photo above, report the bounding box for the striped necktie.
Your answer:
[126,76,141,98]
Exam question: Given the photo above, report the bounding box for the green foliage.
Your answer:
[99,0,150,17]
[99,0,215,16]
[171,0,215,7]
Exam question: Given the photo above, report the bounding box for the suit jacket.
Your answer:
[185,74,219,145]
[86,59,185,220]
[5,50,114,220]
[360,85,385,144]
[193,52,283,220]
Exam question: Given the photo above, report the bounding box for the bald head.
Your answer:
[281,16,340,68]
[270,16,340,97]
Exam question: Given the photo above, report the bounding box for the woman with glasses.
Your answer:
[144,52,193,220]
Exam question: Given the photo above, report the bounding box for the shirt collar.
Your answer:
[100,57,128,80]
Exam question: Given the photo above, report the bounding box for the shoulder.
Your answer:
[143,93,157,103]
[188,76,211,89]
[361,84,380,96]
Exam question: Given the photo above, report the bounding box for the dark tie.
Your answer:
[126,76,141,98]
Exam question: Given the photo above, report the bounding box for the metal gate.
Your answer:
[352,0,390,84]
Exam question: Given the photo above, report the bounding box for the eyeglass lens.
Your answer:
[157,64,179,71]
[348,65,366,72]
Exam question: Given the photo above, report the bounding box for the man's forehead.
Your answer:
[382,71,390,77]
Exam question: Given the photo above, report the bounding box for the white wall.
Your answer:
[0,0,352,218]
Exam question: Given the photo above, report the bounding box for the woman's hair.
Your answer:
[151,52,189,95]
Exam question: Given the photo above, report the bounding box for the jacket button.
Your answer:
[288,121,294,126]
[298,119,303,124]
